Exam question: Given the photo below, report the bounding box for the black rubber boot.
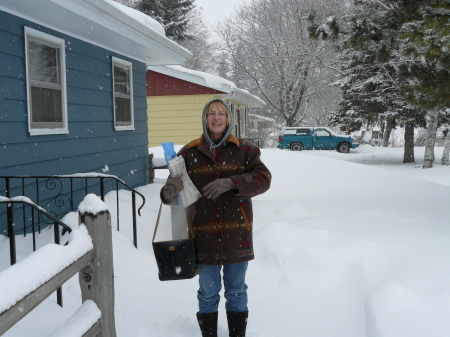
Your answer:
[227,310,248,337]
[197,311,218,337]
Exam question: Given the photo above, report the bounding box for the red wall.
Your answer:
[146,70,226,96]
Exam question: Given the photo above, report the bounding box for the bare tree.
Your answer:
[216,0,346,127]
[307,87,340,126]
[177,6,217,72]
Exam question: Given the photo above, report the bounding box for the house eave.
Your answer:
[148,65,266,109]
[218,88,266,109]
[0,0,191,65]
[147,65,231,91]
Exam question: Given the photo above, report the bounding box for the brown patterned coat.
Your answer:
[162,134,271,265]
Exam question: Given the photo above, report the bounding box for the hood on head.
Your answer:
[202,98,234,149]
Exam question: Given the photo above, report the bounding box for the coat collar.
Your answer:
[186,134,240,149]
[185,134,240,162]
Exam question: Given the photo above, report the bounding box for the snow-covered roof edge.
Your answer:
[148,65,266,108]
[249,113,276,122]
[101,0,166,37]
[94,0,191,58]
[228,87,266,109]
[0,0,191,65]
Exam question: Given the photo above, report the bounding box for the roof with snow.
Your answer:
[0,0,191,65]
[147,65,266,109]
[249,113,275,122]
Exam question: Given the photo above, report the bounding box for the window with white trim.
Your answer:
[112,57,134,130]
[25,27,68,135]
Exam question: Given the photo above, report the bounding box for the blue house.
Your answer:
[0,0,190,235]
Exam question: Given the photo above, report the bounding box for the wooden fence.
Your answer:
[0,195,117,337]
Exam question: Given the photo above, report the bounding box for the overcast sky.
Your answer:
[194,0,251,29]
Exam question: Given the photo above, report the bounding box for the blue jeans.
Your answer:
[197,262,248,314]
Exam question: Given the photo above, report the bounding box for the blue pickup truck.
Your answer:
[277,127,359,153]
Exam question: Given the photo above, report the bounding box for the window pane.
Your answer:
[28,40,60,84]
[115,97,131,124]
[114,65,130,95]
[315,130,329,137]
[31,87,62,125]
[297,129,310,135]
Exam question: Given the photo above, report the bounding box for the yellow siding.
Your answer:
[147,94,250,148]
[147,94,216,147]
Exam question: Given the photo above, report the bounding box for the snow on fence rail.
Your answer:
[148,152,168,183]
[0,194,117,337]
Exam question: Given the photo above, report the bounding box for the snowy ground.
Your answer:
[1,144,450,337]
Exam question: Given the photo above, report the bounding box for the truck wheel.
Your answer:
[290,142,303,151]
[337,142,350,153]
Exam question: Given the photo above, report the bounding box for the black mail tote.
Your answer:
[152,202,197,281]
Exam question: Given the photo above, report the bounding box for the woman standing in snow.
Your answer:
[161,98,271,337]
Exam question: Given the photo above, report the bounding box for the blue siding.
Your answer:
[0,29,24,56]
[0,53,25,78]
[0,76,26,101]
[0,10,150,234]
[0,100,27,122]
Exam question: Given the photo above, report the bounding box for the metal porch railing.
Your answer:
[0,196,72,307]
[0,174,146,255]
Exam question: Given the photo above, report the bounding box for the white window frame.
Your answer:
[25,27,68,136]
[227,102,238,136]
[112,57,134,131]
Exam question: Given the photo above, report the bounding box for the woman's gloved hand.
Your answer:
[202,178,236,199]
[162,174,184,201]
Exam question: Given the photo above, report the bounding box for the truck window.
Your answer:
[280,127,310,136]
[314,129,331,137]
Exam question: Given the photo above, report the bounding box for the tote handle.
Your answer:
[152,202,163,243]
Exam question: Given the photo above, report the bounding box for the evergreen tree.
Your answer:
[134,0,194,41]
[308,2,425,162]
[392,0,450,109]
[134,0,163,22]
[394,0,450,167]
[114,0,137,7]
[331,59,426,163]
[308,0,450,165]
